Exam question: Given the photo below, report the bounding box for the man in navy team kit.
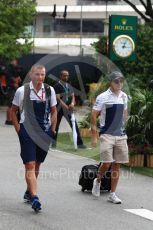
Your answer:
[91,71,129,204]
[11,64,57,211]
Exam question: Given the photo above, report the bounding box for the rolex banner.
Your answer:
[109,15,137,61]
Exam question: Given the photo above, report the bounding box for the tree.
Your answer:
[123,0,153,24]
[0,0,36,63]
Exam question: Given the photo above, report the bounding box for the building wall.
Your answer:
[36,0,77,6]
[34,0,144,54]
[36,0,141,6]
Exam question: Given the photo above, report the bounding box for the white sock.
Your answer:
[110,192,115,196]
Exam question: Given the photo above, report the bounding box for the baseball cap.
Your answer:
[108,71,124,81]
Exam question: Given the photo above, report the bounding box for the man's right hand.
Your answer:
[15,124,20,134]
[68,103,74,111]
[91,110,99,148]
[11,105,20,134]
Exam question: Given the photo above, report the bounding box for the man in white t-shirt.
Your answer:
[11,64,57,211]
[91,71,129,204]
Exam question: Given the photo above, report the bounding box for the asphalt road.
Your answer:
[0,107,153,230]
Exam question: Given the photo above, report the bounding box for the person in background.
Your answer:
[5,59,22,125]
[52,70,86,149]
[91,71,129,204]
[0,64,7,105]
[11,64,57,211]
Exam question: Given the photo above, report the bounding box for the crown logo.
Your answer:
[121,18,127,25]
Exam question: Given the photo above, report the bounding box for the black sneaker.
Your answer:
[24,190,32,203]
[31,196,41,212]
[78,144,87,149]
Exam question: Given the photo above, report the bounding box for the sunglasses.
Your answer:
[113,79,124,84]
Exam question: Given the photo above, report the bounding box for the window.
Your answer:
[43,19,51,33]
[83,20,104,33]
[55,19,80,33]
[77,0,121,5]
[54,19,104,33]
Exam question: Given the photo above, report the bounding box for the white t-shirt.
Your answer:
[12,81,57,123]
[93,88,128,135]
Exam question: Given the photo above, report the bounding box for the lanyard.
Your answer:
[59,81,69,92]
[32,88,44,101]
[59,82,69,102]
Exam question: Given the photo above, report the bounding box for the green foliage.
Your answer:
[78,112,100,129]
[128,144,144,156]
[118,25,153,85]
[123,165,153,178]
[0,0,36,63]
[127,89,153,145]
[88,78,108,101]
[92,36,108,56]
[57,132,100,160]
[78,113,91,128]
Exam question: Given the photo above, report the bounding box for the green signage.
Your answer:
[109,15,138,61]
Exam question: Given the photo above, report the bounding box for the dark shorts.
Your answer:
[18,124,53,164]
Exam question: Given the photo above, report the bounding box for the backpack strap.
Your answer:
[44,83,51,101]
[20,83,30,113]
[23,83,51,102]
[23,82,30,99]
[21,83,51,113]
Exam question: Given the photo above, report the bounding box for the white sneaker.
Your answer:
[92,178,101,197]
[108,193,122,204]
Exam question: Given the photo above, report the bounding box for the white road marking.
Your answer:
[124,209,153,221]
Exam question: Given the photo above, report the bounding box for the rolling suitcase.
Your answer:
[78,164,111,192]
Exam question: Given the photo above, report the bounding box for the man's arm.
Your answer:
[11,105,20,133]
[68,93,75,111]
[50,105,57,134]
[56,94,69,110]
[91,109,100,147]
[123,94,128,124]
[124,109,128,124]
